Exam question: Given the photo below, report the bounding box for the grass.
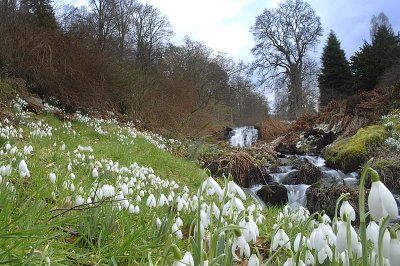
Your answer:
[0,99,278,265]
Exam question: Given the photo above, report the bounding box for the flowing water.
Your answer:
[251,155,359,210]
[229,126,258,147]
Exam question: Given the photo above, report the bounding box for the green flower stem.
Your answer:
[359,159,373,266]
[378,216,390,266]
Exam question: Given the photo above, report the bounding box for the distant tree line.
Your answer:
[0,0,269,136]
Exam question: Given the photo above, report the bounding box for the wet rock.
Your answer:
[278,161,322,185]
[25,96,44,114]
[301,128,336,153]
[306,184,365,224]
[275,142,300,155]
[256,184,288,206]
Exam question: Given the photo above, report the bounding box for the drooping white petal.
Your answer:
[378,181,398,219]
[389,238,400,266]
[248,254,259,266]
[340,200,356,221]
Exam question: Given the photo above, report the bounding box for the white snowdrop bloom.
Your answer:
[139,190,145,197]
[92,168,98,178]
[336,221,358,254]
[70,183,75,192]
[367,221,390,257]
[200,209,210,228]
[175,229,183,239]
[87,197,92,205]
[176,217,183,228]
[314,223,336,251]
[70,173,76,180]
[18,160,30,178]
[45,256,50,266]
[248,254,259,266]
[0,175,2,184]
[272,229,290,251]
[61,143,66,150]
[158,194,169,207]
[102,184,115,198]
[256,214,265,224]
[232,236,251,258]
[168,194,174,202]
[5,143,11,151]
[211,202,221,219]
[227,181,246,200]
[173,251,194,266]
[128,188,133,195]
[389,237,400,266]
[136,195,141,202]
[134,205,139,214]
[0,165,11,176]
[368,180,398,221]
[294,233,306,252]
[49,173,56,184]
[283,258,293,266]
[128,204,135,214]
[201,176,223,197]
[67,163,72,172]
[146,194,156,208]
[120,183,128,196]
[340,200,356,221]
[317,244,333,264]
[75,195,84,205]
[305,250,314,265]
[156,217,162,229]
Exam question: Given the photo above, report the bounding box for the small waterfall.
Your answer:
[229,126,258,147]
[285,184,310,210]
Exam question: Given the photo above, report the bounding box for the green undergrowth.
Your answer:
[324,124,388,172]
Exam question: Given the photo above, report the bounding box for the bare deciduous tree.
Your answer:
[131,3,173,70]
[251,0,322,120]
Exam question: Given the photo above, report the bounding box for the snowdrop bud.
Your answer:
[92,168,98,178]
[129,204,135,214]
[49,173,56,184]
[368,180,398,221]
[156,217,162,229]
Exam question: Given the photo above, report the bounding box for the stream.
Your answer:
[230,126,400,220]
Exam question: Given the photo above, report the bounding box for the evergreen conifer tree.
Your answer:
[351,24,400,90]
[318,31,352,108]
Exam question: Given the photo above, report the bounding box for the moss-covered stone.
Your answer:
[324,125,388,172]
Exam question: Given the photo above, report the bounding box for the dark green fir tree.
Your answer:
[20,0,57,29]
[318,31,352,108]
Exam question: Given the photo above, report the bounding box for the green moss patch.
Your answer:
[324,125,388,172]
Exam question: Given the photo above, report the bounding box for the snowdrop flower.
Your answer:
[232,235,251,258]
[146,194,156,208]
[18,160,30,178]
[156,217,162,229]
[92,168,98,178]
[283,258,293,266]
[49,172,56,184]
[317,244,333,264]
[172,223,182,239]
[321,213,331,224]
[201,176,223,197]
[70,173,76,180]
[173,251,194,266]
[272,229,290,250]
[368,179,398,221]
[389,234,400,266]
[227,181,246,200]
[366,221,390,257]
[340,200,356,222]
[248,254,259,266]
[294,233,306,252]
[313,223,336,251]
[75,195,84,205]
[305,250,314,265]
[336,221,358,254]
[158,194,169,207]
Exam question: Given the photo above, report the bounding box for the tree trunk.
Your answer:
[287,66,303,120]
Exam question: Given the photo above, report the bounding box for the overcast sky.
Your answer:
[70,0,400,62]
[139,0,400,62]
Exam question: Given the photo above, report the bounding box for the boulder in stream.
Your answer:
[256,184,288,206]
